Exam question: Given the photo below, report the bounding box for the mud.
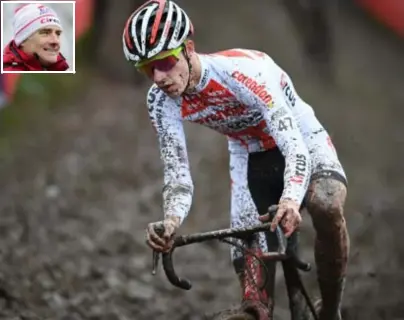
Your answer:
[0,1,403,319]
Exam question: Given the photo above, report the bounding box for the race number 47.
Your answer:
[278,117,293,131]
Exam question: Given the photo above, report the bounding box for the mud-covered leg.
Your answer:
[305,178,349,320]
[229,148,273,318]
[230,191,274,317]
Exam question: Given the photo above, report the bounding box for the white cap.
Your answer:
[13,3,62,46]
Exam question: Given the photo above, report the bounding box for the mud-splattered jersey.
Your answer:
[147,49,321,223]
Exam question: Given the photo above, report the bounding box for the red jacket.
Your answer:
[3,41,69,72]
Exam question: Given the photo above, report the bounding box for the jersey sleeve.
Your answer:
[227,51,311,205]
[147,86,194,224]
[265,101,311,205]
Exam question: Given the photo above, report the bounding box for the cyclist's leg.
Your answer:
[229,148,272,317]
[305,173,347,320]
[246,148,286,313]
[248,148,309,319]
[304,132,349,320]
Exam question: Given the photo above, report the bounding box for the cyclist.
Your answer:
[3,3,69,72]
[123,1,348,319]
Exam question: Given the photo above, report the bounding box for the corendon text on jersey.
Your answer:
[232,71,273,105]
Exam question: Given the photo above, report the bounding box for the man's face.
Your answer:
[137,46,191,98]
[22,26,62,66]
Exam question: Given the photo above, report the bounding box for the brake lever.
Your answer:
[268,204,287,255]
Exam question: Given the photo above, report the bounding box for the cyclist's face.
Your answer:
[137,48,190,98]
[22,26,62,66]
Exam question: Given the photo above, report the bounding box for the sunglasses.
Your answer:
[135,46,184,76]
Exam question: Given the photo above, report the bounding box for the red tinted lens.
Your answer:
[153,56,178,71]
[140,55,179,76]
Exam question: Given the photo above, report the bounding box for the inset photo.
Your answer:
[1,1,75,73]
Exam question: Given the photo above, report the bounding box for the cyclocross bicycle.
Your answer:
[151,205,318,320]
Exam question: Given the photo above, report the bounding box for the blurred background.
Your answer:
[0,0,403,319]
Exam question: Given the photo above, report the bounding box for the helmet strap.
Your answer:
[182,43,193,94]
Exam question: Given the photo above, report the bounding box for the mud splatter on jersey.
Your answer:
[147,49,346,228]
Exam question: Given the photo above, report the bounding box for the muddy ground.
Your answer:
[0,1,403,319]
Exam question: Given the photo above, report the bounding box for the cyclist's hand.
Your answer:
[259,199,301,238]
[146,215,181,252]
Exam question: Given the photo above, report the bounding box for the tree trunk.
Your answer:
[94,0,145,84]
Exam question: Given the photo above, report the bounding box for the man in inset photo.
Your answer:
[2,3,70,72]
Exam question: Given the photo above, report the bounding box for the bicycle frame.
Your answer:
[151,206,318,320]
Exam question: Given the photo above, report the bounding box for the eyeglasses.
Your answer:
[135,46,183,77]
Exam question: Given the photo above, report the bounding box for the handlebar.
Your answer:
[152,205,311,290]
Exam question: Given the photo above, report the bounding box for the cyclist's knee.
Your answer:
[305,178,347,232]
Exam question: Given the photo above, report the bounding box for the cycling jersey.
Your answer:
[146,49,346,224]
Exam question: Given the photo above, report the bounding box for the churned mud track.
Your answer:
[1,77,403,320]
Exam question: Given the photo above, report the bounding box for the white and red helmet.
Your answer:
[123,0,194,63]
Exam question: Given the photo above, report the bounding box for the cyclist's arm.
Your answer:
[147,87,194,224]
[264,99,311,205]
